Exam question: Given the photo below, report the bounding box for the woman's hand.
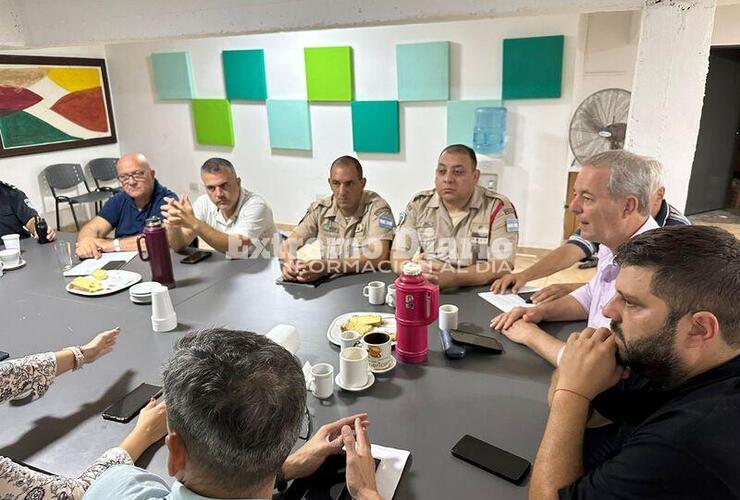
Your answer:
[81,327,120,364]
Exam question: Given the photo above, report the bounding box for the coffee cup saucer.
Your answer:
[2,259,26,271]
[370,356,397,374]
[335,372,375,392]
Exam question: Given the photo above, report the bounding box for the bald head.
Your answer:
[116,152,156,203]
[117,153,152,172]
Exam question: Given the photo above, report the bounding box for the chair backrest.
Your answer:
[88,158,120,183]
[43,163,88,194]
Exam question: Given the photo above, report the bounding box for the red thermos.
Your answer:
[394,262,439,364]
[136,216,176,288]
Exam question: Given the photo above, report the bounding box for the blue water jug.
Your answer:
[472,107,506,155]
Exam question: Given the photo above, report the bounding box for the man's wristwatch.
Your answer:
[113,238,121,252]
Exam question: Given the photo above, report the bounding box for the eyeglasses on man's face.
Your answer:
[117,171,148,183]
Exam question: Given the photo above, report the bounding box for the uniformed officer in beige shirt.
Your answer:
[280,156,395,283]
[391,144,519,289]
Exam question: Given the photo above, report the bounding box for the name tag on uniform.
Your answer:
[506,218,519,233]
[379,214,394,229]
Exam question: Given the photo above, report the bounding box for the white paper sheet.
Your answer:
[478,285,540,313]
[371,444,411,500]
[63,251,138,277]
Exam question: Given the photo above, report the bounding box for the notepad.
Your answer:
[64,251,138,277]
[478,286,540,312]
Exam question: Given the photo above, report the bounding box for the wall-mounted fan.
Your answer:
[569,88,631,165]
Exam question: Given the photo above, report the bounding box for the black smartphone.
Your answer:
[102,383,162,423]
[281,454,381,500]
[451,434,531,485]
[180,250,212,264]
[449,329,503,353]
[0,350,9,361]
[517,291,536,303]
[101,260,126,271]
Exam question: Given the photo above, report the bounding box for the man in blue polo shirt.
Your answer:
[76,153,176,258]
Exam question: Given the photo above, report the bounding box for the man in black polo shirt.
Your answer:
[530,225,740,499]
[0,181,56,242]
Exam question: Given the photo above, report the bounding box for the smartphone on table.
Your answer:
[180,250,212,264]
[451,434,531,485]
[102,383,162,423]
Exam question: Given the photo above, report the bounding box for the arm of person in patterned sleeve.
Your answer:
[281,207,319,281]
[0,401,165,500]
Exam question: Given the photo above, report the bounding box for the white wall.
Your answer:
[106,14,581,249]
[712,4,740,44]
[8,0,645,49]
[0,45,121,226]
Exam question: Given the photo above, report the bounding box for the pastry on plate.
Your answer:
[341,314,384,335]
[69,276,103,293]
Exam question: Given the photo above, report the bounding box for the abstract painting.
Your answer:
[0,55,116,158]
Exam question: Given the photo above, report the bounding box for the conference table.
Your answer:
[0,235,585,499]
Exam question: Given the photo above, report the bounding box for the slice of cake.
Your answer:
[341,314,384,335]
[69,276,103,293]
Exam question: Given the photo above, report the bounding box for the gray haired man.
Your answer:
[162,158,277,257]
[85,328,382,500]
[490,150,661,366]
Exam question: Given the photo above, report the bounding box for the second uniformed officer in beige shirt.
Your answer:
[280,156,395,283]
[391,144,519,289]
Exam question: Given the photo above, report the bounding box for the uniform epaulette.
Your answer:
[411,188,435,201]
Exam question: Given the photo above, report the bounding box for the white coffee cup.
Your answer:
[339,330,361,350]
[386,284,396,308]
[362,281,386,305]
[0,248,21,268]
[361,331,393,371]
[339,347,369,388]
[309,363,335,399]
[1,234,20,252]
[439,304,459,331]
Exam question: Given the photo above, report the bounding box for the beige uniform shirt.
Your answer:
[392,185,519,268]
[292,190,395,259]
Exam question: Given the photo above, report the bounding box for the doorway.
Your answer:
[686,47,740,215]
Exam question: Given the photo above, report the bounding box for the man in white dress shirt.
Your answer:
[162,158,277,257]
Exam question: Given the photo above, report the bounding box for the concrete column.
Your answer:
[625,0,716,211]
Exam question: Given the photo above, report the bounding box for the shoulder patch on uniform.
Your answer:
[506,218,519,233]
[378,214,394,229]
[411,189,434,201]
[398,211,406,225]
[24,198,35,210]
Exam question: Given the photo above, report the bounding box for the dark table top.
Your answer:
[0,235,583,499]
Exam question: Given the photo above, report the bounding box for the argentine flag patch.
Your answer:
[379,214,394,229]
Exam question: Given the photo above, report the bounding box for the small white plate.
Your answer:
[370,356,397,374]
[130,281,161,297]
[327,312,396,347]
[2,259,26,271]
[335,372,375,392]
[66,270,142,297]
